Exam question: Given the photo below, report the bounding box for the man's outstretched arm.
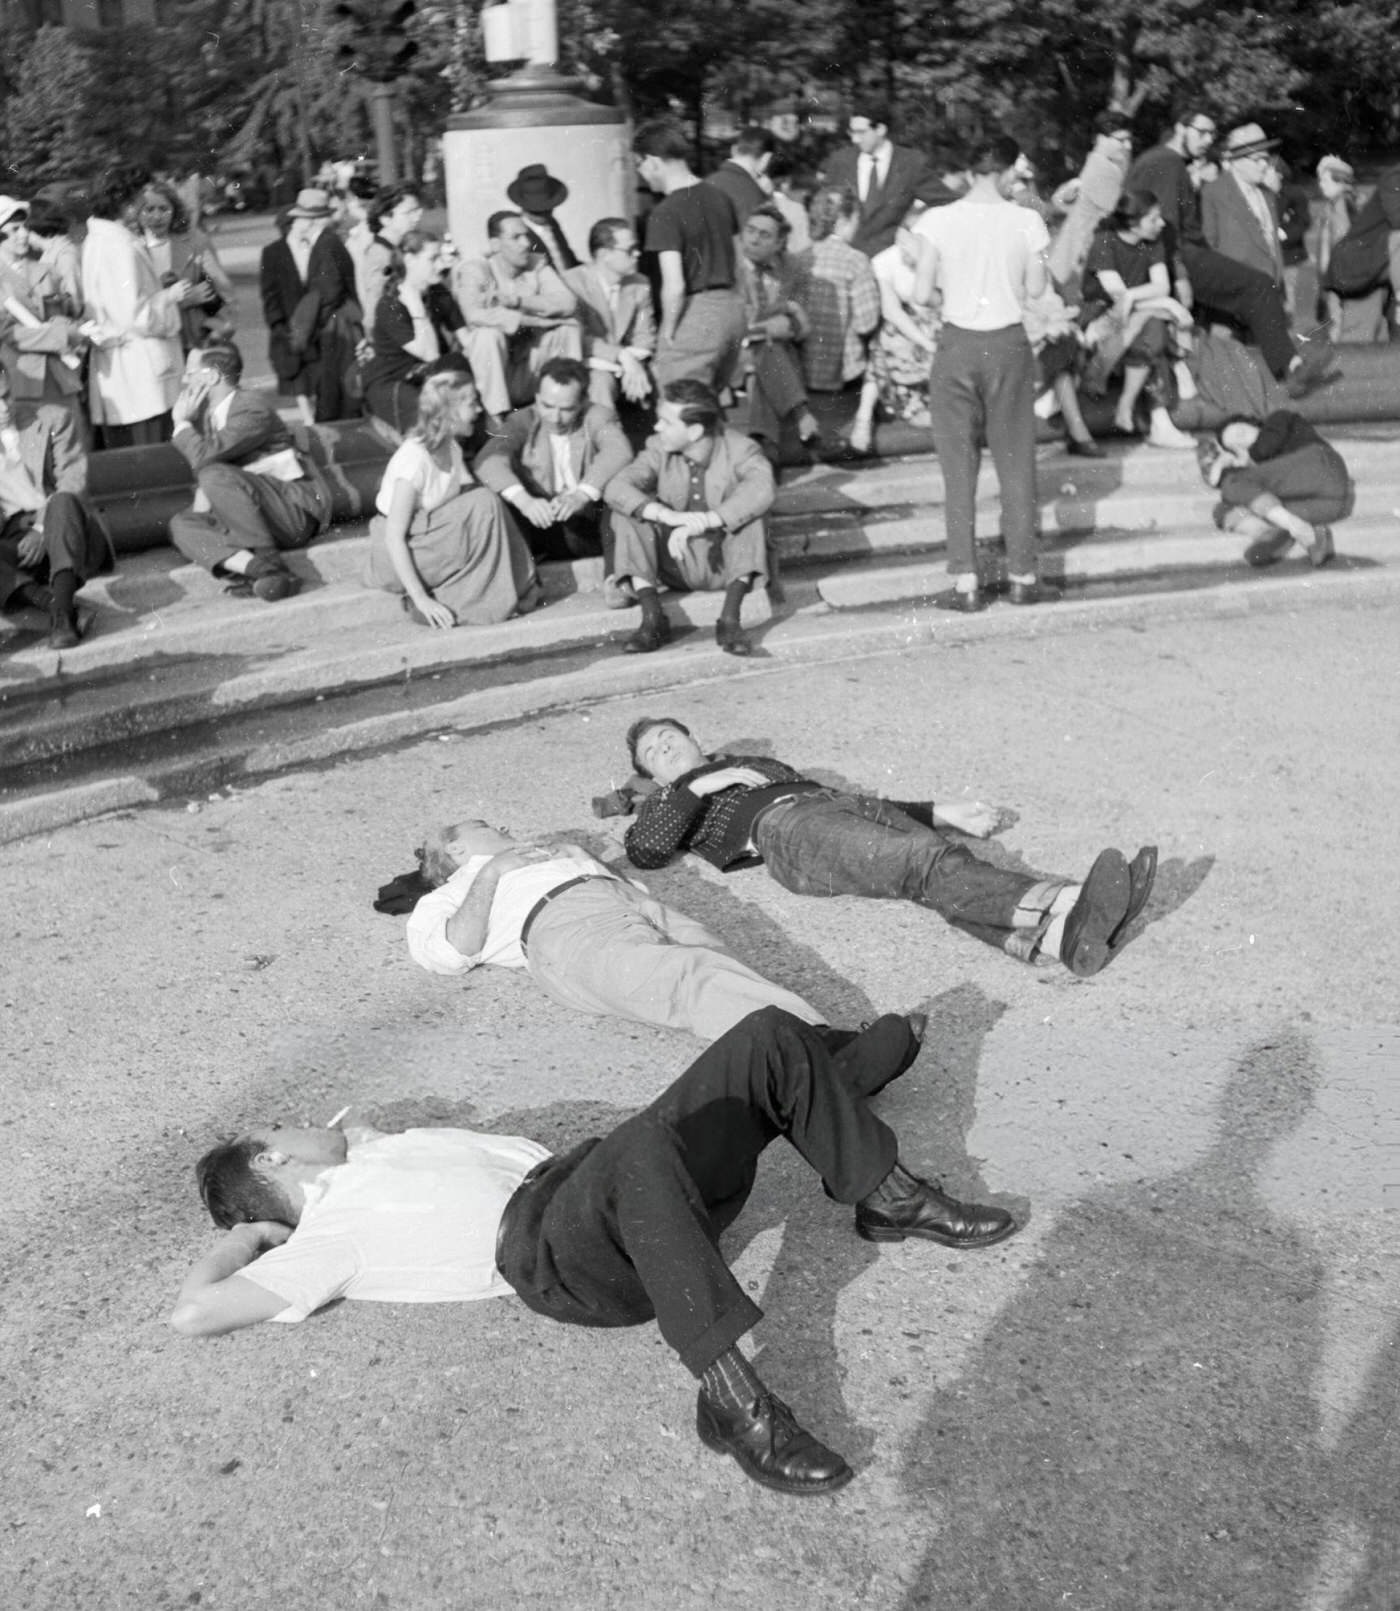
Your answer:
[169,1222,293,1337]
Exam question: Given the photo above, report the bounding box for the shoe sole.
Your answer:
[1063,850,1131,977]
[856,1217,1019,1249]
[696,1423,855,1495]
[1108,845,1158,951]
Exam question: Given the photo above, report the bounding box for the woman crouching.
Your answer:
[364,364,542,627]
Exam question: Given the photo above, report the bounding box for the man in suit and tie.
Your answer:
[1201,124,1285,287]
[565,219,658,413]
[167,344,330,602]
[474,357,632,568]
[820,105,936,257]
[0,372,111,650]
[705,127,776,227]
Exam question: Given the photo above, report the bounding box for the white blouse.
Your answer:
[375,436,467,517]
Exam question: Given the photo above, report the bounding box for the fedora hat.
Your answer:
[507,163,568,214]
[1222,123,1279,160]
[286,186,334,219]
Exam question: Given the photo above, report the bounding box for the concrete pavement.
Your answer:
[3,609,1396,1609]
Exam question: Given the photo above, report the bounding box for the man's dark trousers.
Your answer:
[0,493,110,607]
[169,465,327,573]
[495,1009,916,1375]
[1180,243,1297,379]
[754,790,1055,954]
[928,322,1039,578]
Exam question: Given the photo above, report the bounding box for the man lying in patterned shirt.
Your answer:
[622,715,1157,977]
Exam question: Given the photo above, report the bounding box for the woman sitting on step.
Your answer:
[363,364,541,629]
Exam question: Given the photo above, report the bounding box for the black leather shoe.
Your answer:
[1243,530,1293,568]
[933,587,986,613]
[715,618,753,656]
[1060,848,1131,976]
[1108,844,1157,951]
[1066,437,1106,458]
[622,615,672,654]
[856,1175,1017,1248]
[1006,579,1061,606]
[696,1389,853,1496]
[47,610,84,651]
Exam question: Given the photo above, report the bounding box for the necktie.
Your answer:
[859,153,875,202]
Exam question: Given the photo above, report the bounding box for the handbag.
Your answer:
[1323,215,1390,297]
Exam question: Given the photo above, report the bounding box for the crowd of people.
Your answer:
[2,101,1385,648]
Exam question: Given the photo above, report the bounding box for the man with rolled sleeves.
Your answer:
[634,119,749,392]
[914,134,1058,613]
[605,379,772,658]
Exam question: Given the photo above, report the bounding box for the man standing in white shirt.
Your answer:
[401,817,830,1043]
[170,1006,1016,1496]
[167,345,329,601]
[914,135,1057,612]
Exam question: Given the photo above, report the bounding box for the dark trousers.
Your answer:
[928,322,1039,577]
[1179,243,1296,379]
[505,502,614,567]
[755,791,1056,956]
[0,493,112,609]
[495,1008,915,1376]
[95,412,172,451]
[168,464,327,573]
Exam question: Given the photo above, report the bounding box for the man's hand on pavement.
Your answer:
[689,766,771,796]
[932,800,1009,838]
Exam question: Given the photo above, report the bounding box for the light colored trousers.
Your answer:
[523,877,823,1042]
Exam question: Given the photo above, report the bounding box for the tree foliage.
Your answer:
[2,0,1398,189]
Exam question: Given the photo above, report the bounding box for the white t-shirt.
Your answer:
[406,850,622,974]
[375,437,467,518]
[914,197,1050,330]
[872,243,918,309]
[241,1129,552,1321]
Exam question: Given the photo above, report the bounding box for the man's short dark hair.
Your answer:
[634,119,692,164]
[1095,108,1134,138]
[732,125,777,160]
[487,209,522,241]
[1172,98,1214,130]
[850,103,893,134]
[588,216,631,255]
[661,378,722,436]
[196,1139,290,1230]
[745,202,790,240]
[197,344,243,385]
[537,356,589,395]
[627,715,691,776]
[968,134,1022,176]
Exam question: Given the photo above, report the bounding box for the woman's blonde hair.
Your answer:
[412,368,476,450]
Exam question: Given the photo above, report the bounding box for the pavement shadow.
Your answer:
[893,1027,1332,1609]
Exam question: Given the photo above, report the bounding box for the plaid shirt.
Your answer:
[798,237,882,391]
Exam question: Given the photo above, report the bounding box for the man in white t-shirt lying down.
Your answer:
[170,1007,1017,1496]
[397,817,834,1044]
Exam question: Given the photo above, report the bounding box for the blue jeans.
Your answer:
[754,791,1059,957]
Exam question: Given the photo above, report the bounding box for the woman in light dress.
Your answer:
[365,366,541,628]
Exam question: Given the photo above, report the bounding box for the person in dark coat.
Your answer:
[286,187,364,423]
[259,209,314,425]
[1200,410,1351,567]
[705,127,775,227]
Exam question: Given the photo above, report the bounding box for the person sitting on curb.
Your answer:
[621,715,1157,978]
[604,379,773,658]
[384,817,835,1044]
[454,211,582,427]
[167,344,330,602]
[1198,410,1350,569]
[564,218,657,415]
[171,1006,1017,1497]
[473,356,632,571]
[0,370,112,650]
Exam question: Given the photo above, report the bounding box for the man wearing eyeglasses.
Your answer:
[565,218,657,414]
[1128,103,1330,398]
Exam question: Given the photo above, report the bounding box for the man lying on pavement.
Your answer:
[171,1006,1017,1497]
